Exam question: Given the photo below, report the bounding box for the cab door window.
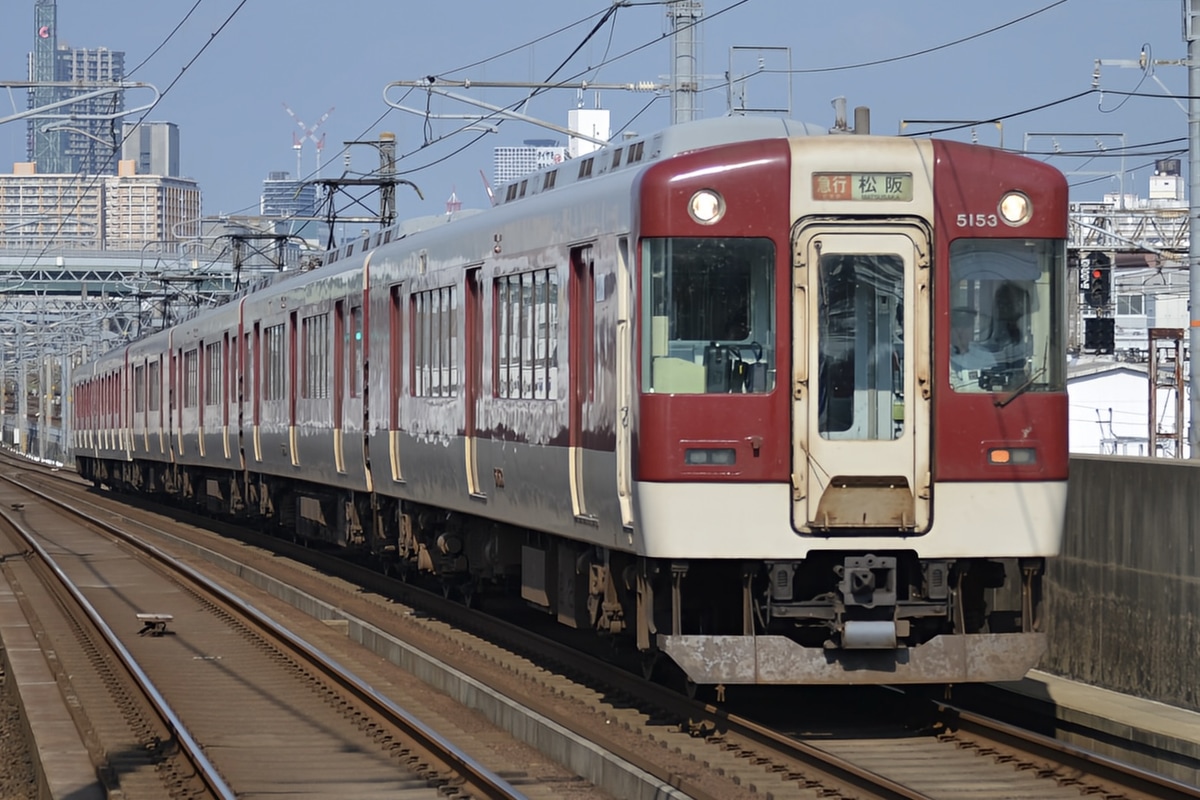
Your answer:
[641,237,775,394]
[817,252,905,440]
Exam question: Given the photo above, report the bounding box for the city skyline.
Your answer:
[0,1,1190,224]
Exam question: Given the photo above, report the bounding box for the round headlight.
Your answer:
[688,189,724,224]
[999,191,1031,226]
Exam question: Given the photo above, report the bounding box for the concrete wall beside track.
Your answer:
[1042,455,1200,711]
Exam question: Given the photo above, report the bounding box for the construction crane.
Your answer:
[281,102,334,179]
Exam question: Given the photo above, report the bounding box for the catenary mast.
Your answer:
[668,1,702,124]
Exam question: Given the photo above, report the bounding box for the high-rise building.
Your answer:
[0,159,200,251]
[27,0,126,175]
[261,171,323,244]
[493,139,566,185]
[121,121,181,178]
[261,171,318,218]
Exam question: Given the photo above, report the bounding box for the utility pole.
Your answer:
[311,134,420,249]
[667,1,703,124]
[1188,0,1200,458]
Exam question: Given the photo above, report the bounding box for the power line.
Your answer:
[779,0,1069,75]
[903,90,1097,137]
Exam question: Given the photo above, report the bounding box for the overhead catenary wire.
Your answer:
[222,0,1078,217]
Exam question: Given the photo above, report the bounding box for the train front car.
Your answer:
[635,133,1068,685]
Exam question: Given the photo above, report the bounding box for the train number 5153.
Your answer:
[956,213,999,228]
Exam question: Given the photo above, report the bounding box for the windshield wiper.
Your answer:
[994,366,1046,408]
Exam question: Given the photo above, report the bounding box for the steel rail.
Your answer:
[933,696,1200,800]
[0,500,237,800]
[3,472,528,800]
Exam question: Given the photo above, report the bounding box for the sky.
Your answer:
[0,0,1190,226]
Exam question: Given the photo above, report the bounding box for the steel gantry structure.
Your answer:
[0,242,291,462]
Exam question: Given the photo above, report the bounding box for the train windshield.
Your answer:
[948,238,1066,394]
[641,237,776,394]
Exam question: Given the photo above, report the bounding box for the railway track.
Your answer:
[7,456,1198,799]
[0,466,538,799]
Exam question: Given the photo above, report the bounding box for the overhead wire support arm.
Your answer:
[0,81,159,126]
[383,77,664,146]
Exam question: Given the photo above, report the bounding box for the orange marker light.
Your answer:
[988,447,1036,465]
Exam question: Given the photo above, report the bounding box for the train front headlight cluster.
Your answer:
[988,447,1036,465]
[999,191,1032,226]
[685,447,736,466]
[688,189,725,224]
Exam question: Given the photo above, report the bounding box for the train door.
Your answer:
[195,342,204,458]
[239,329,248,467]
[223,332,232,460]
[792,223,931,532]
[615,237,635,530]
[171,347,181,456]
[388,284,404,482]
[288,311,299,467]
[252,322,262,463]
[568,245,595,520]
[464,267,484,498]
[334,299,346,473]
[154,355,164,455]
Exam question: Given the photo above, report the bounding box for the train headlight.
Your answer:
[998,191,1031,226]
[988,447,1036,465]
[688,189,725,224]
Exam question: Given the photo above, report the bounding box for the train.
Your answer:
[71,113,1069,687]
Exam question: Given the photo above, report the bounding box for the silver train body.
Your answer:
[73,116,1070,685]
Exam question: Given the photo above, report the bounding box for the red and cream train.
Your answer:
[72,114,1069,685]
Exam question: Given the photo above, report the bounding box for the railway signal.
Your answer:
[1084,316,1115,354]
[1086,251,1111,308]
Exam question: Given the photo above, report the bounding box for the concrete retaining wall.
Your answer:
[1043,455,1200,711]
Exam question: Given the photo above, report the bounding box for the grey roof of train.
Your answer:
[97,116,832,354]
[650,115,827,155]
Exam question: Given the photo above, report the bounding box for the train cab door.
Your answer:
[792,223,932,533]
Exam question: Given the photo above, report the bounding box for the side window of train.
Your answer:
[205,341,221,406]
[134,364,146,413]
[411,285,459,398]
[493,268,559,400]
[816,253,905,441]
[263,323,286,401]
[641,237,775,395]
[947,239,1065,394]
[148,360,160,412]
[183,348,199,408]
[300,312,330,400]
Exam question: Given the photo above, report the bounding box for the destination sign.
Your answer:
[812,172,913,202]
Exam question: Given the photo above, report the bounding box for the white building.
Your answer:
[567,108,610,158]
[1067,360,1190,458]
[493,139,567,185]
